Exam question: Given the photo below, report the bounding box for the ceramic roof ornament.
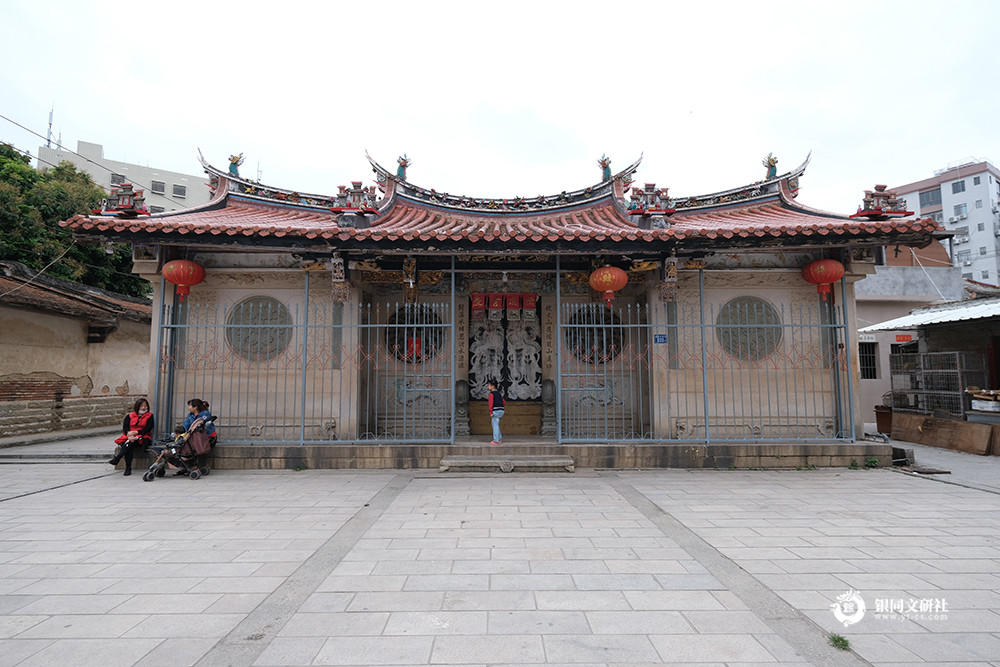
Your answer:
[598,155,612,181]
[763,153,778,180]
[228,153,245,178]
[397,154,411,180]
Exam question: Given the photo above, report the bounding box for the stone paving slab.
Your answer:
[0,439,999,665]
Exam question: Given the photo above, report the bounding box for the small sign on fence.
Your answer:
[653,334,667,344]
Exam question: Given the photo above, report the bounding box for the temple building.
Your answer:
[60,152,941,468]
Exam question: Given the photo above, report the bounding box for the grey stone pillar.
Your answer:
[455,380,471,437]
[540,378,557,436]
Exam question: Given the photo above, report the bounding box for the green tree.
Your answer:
[0,143,149,298]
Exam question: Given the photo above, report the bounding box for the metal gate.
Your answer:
[557,272,854,443]
[152,278,454,444]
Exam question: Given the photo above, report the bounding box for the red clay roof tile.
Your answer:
[61,192,941,247]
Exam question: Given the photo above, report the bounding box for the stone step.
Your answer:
[0,453,110,461]
[439,454,575,473]
[0,459,107,465]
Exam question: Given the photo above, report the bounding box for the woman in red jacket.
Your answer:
[108,398,154,476]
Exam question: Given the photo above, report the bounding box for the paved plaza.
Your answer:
[1,437,999,666]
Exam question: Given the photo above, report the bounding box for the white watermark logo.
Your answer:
[831,590,949,626]
[830,589,866,627]
[873,597,948,621]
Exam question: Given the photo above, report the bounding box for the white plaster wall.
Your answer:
[0,306,149,397]
[1,308,89,380]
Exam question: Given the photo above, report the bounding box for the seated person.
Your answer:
[183,398,217,447]
[109,398,154,476]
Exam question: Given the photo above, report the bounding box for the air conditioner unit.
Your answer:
[964,260,973,266]
[948,216,957,223]
[959,213,968,220]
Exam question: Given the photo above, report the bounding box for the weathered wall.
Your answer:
[854,265,964,301]
[0,307,151,437]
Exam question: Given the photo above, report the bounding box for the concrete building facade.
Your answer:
[36,141,211,213]
[892,159,1000,285]
[854,241,962,420]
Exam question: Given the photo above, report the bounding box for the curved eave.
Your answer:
[654,152,812,214]
[367,153,643,215]
[199,151,346,211]
[59,192,941,249]
[62,150,939,251]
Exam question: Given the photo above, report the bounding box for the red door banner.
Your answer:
[489,294,504,320]
[471,293,486,321]
[522,294,537,320]
[507,294,521,321]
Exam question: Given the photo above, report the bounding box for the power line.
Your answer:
[0,240,76,298]
[5,142,63,172]
[0,112,194,209]
[1,143,141,242]
[0,239,146,282]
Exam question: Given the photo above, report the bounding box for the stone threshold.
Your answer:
[439,454,575,473]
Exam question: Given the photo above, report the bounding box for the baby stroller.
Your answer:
[142,419,213,481]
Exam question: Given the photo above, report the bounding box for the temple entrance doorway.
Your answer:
[467,297,543,435]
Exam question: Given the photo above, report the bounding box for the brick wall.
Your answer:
[0,395,135,438]
[0,376,76,402]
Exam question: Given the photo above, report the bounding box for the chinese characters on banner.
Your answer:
[472,293,538,322]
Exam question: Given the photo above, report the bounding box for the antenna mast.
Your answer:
[46,105,54,148]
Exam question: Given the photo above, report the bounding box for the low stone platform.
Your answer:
[439,454,575,473]
[190,441,892,470]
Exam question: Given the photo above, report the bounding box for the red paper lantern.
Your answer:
[589,265,629,306]
[801,259,845,301]
[162,259,206,302]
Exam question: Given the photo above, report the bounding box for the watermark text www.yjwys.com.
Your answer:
[831,590,948,627]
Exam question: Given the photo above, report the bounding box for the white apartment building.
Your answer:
[892,159,1000,285]
[36,141,211,213]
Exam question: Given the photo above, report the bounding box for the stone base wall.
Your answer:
[189,442,892,471]
[0,395,135,438]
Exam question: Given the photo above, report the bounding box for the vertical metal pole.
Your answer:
[164,287,180,441]
[840,275,856,441]
[300,271,310,446]
[450,256,456,445]
[152,274,166,440]
[556,255,563,445]
[699,269,710,444]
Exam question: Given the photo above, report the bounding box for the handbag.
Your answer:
[187,430,212,456]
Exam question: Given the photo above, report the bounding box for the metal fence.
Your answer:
[889,351,986,417]
[151,267,855,446]
[153,297,453,444]
[558,293,853,443]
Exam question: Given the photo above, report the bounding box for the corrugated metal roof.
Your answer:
[860,298,1000,332]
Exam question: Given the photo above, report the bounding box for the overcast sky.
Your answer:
[2,0,997,214]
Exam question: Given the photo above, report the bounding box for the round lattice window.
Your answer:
[563,305,623,364]
[715,296,782,361]
[226,297,293,362]
[386,304,445,363]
